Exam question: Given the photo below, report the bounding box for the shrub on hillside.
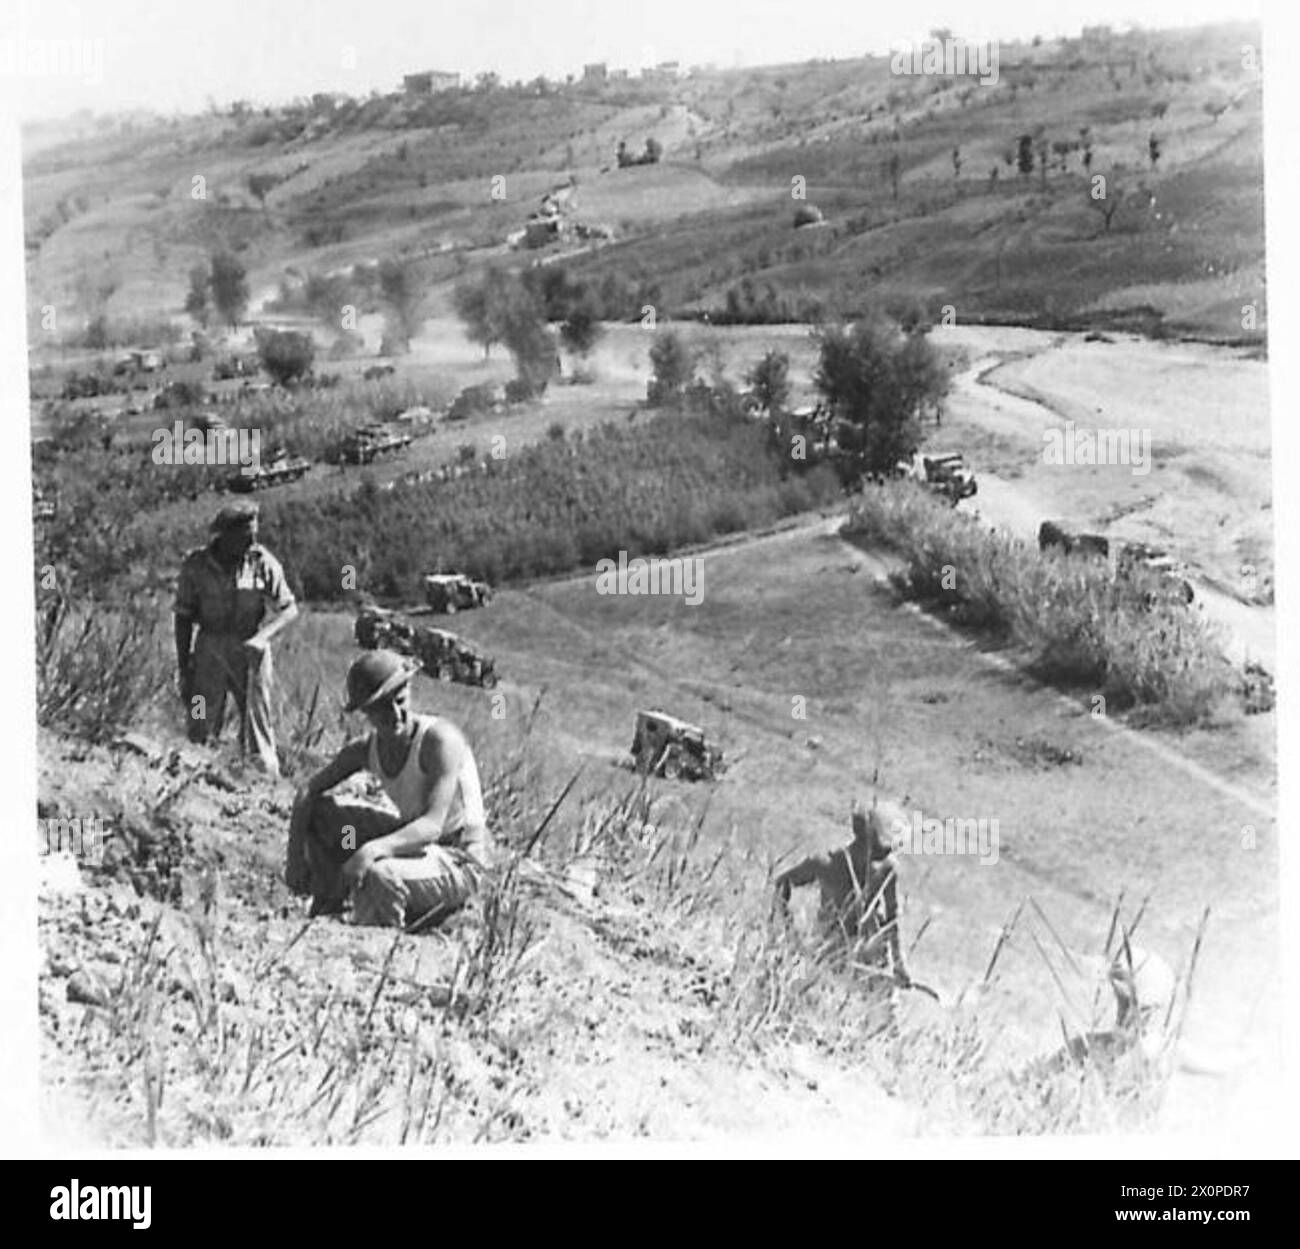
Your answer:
[646,330,697,406]
[844,482,1238,724]
[36,591,167,742]
[262,401,841,600]
[255,328,316,387]
[815,317,949,482]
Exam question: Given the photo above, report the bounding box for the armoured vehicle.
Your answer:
[227,449,311,493]
[425,573,493,614]
[628,709,726,782]
[338,423,413,465]
[354,606,498,689]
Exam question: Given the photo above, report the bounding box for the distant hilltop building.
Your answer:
[403,70,460,95]
[582,62,608,84]
[609,67,630,82]
[642,61,682,81]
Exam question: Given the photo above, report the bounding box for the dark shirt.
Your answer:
[174,542,295,638]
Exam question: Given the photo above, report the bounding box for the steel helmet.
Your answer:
[344,649,419,712]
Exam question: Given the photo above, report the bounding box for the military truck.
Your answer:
[896,450,978,504]
[338,423,413,465]
[425,573,493,614]
[628,709,726,782]
[354,606,498,689]
[1116,541,1195,606]
[1038,519,1111,560]
[227,449,311,493]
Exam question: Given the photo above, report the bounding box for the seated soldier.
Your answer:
[774,799,911,987]
[285,650,493,928]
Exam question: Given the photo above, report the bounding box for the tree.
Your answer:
[378,257,424,352]
[559,297,604,360]
[647,330,696,405]
[813,317,946,481]
[886,150,901,201]
[453,267,521,358]
[255,327,315,387]
[209,251,249,327]
[644,137,663,163]
[1087,176,1138,233]
[1016,134,1034,178]
[246,172,279,210]
[499,284,556,397]
[745,350,791,416]
[184,264,210,325]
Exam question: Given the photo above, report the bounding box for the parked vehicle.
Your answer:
[425,573,493,614]
[227,449,311,492]
[628,709,726,781]
[1038,520,1111,559]
[354,606,498,689]
[1116,541,1195,606]
[338,423,413,465]
[895,450,978,504]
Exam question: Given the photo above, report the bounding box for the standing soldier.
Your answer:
[174,501,299,777]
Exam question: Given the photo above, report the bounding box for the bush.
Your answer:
[815,317,948,481]
[844,482,1239,724]
[255,328,316,387]
[647,330,696,406]
[36,592,167,742]
[262,402,842,600]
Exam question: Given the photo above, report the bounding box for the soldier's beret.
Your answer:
[211,500,260,532]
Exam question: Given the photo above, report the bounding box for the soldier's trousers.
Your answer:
[295,795,481,929]
[187,631,279,777]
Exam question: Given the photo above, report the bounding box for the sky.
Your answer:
[0,0,1262,122]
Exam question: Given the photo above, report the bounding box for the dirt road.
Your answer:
[942,342,1276,672]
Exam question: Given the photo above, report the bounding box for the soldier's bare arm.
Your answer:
[293,737,369,809]
[174,613,196,698]
[876,855,910,985]
[774,851,828,911]
[248,600,299,650]
[173,556,199,696]
[246,553,299,652]
[285,736,369,892]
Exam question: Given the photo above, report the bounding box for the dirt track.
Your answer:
[936,333,1275,672]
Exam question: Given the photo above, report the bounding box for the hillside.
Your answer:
[26,17,1279,1151]
[38,515,1279,1144]
[23,21,1265,348]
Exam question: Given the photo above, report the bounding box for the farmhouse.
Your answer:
[403,70,460,95]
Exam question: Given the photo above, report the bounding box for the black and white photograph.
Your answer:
[3,0,1294,1167]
